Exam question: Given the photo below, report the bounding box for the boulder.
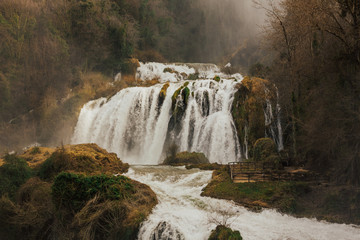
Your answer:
[162,151,209,165]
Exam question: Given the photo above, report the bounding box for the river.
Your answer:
[125,165,360,240]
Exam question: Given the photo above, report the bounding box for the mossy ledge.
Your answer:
[201,167,360,224]
[162,151,209,165]
[0,144,157,240]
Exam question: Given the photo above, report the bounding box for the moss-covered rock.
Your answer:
[0,144,157,240]
[158,82,170,107]
[213,75,221,82]
[170,82,193,130]
[231,76,278,158]
[162,151,209,165]
[208,225,242,240]
[187,72,199,80]
[37,144,129,180]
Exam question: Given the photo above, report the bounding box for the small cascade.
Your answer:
[126,166,360,240]
[264,88,284,151]
[72,62,283,164]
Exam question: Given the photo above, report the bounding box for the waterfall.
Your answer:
[72,62,282,164]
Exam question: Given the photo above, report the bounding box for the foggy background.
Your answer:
[155,0,268,71]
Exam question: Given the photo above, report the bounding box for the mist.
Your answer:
[171,0,268,69]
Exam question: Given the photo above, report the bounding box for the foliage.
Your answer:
[201,167,310,213]
[52,172,134,213]
[0,154,33,199]
[213,76,221,82]
[158,82,170,106]
[253,138,281,167]
[30,146,40,155]
[231,77,278,158]
[256,0,360,185]
[163,151,209,165]
[37,144,129,180]
[208,225,242,240]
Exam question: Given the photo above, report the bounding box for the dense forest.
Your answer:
[0,0,359,186]
[254,0,360,185]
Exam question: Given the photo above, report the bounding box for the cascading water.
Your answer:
[126,166,360,240]
[70,62,360,239]
[72,62,244,164]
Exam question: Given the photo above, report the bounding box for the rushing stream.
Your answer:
[71,62,360,239]
[126,166,360,240]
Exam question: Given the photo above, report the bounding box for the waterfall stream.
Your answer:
[72,62,281,164]
[71,62,360,239]
[72,62,246,164]
[126,166,360,240]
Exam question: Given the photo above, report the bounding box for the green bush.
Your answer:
[52,172,134,212]
[208,225,242,240]
[30,146,40,155]
[253,138,280,167]
[0,154,33,199]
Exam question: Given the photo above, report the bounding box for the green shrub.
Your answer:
[253,138,280,167]
[30,146,41,155]
[213,76,221,82]
[208,225,242,240]
[52,172,134,213]
[0,154,33,199]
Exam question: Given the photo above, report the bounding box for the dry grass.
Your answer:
[71,179,157,240]
[38,144,129,180]
[19,147,56,168]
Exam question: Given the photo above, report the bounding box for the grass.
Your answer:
[201,167,310,213]
[202,167,360,224]
[37,144,129,180]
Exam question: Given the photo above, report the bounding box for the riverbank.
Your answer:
[0,144,158,240]
[201,166,360,225]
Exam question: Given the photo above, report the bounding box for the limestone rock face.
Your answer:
[162,151,209,165]
[150,221,185,240]
[231,76,280,158]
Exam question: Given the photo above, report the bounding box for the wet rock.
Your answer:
[151,221,185,240]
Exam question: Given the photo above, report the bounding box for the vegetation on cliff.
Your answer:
[252,0,360,185]
[0,144,157,240]
[0,0,257,152]
[163,151,209,166]
[202,167,360,224]
[231,77,279,158]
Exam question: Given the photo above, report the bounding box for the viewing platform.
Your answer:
[228,162,320,183]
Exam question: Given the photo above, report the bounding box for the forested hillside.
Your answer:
[1,0,359,186]
[0,0,259,151]
[254,0,360,185]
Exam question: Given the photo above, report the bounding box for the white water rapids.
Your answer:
[71,62,360,239]
[126,166,360,240]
